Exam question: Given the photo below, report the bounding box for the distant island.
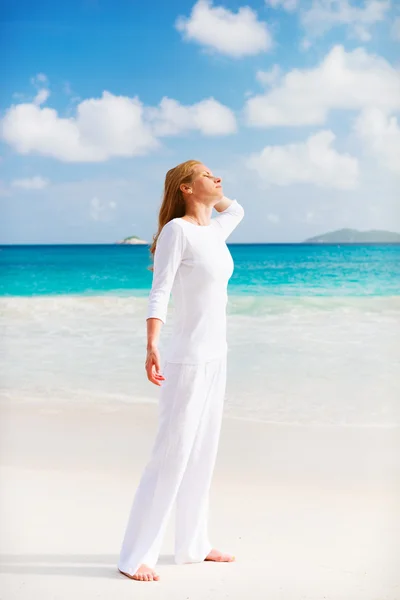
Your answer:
[116,235,148,245]
[303,228,400,243]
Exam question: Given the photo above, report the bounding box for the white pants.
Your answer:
[117,355,227,575]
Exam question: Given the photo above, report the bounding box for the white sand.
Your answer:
[0,400,399,599]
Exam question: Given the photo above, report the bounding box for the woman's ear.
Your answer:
[180,183,191,194]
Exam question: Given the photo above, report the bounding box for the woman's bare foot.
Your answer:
[118,565,160,581]
[204,549,236,562]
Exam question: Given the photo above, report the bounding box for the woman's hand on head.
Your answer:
[145,346,165,386]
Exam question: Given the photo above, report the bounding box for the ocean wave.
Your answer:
[1,293,400,319]
[227,295,400,317]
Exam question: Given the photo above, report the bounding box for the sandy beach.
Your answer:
[2,0,400,595]
[1,398,399,599]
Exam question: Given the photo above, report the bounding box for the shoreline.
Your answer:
[1,395,399,429]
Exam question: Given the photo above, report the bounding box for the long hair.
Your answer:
[147,159,201,272]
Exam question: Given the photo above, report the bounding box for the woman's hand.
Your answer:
[145,346,166,386]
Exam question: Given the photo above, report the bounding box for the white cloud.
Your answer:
[33,88,50,106]
[1,89,236,162]
[146,97,236,136]
[64,81,73,95]
[391,16,400,40]
[11,176,50,190]
[175,0,272,58]
[266,0,298,12]
[256,65,281,86]
[12,92,26,102]
[30,73,50,106]
[354,108,400,174]
[90,197,102,221]
[245,45,400,127]
[11,75,50,106]
[90,197,117,221]
[246,130,359,189]
[31,73,48,86]
[1,92,157,162]
[301,0,390,42]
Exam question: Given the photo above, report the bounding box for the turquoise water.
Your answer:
[1,244,399,297]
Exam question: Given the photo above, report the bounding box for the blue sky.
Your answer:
[1,0,399,243]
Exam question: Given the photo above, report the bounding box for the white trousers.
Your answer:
[117,355,227,576]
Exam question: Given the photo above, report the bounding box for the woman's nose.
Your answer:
[215,176,222,183]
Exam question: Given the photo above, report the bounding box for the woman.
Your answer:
[117,159,245,582]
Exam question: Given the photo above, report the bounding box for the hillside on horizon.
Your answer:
[303,228,400,243]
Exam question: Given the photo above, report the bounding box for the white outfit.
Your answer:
[147,198,245,363]
[117,198,244,576]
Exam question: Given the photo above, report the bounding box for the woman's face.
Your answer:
[188,163,223,201]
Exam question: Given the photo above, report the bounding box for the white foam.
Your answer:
[1,295,399,426]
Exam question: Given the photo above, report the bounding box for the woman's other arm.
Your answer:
[213,197,245,241]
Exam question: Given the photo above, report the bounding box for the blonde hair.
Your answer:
[147,159,201,272]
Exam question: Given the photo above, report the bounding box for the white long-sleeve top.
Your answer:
[146,198,245,364]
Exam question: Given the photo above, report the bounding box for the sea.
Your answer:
[1,243,399,427]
